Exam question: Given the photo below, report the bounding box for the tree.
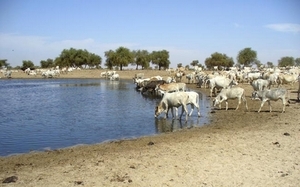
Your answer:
[190,60,199,67]
[266,61,274,68]
[278,56,294,67]
[237,47,257,67]
[295,58,300,66]
[151,50,170,70]
[104,50,116,70]
[0,59,10,68]
[40,58,54,68]
[177,63,183,68]
[115,47,134,70]
[55,48,101,68]
[205,52,234,70]
[132,50,150,70]
[22,60,35,70]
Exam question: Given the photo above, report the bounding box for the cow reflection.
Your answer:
[155,118,200,133]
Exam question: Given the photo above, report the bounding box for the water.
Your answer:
[0,79,211,157]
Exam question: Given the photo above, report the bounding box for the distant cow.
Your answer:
[251,79,270,91]
[155,92,189,121]
[213,87,248,111]
[251,88,289,113]
[208,76,238,97]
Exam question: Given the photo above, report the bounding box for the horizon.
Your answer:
[1,0,299,68]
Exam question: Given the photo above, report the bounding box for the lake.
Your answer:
[0,79,211,157]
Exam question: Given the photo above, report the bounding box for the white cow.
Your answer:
[213,87,248,111]
[251,79,270,91]
[251,88,289,113]
[161,91,201,117]
[208,76,238,97]
[278,73,298,87]
[186,73,195,84]
[155,92,189,121]
[155,82,186,93]
[245,72,262,82]
[110,73,119,81]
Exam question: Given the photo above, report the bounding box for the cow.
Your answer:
[134,73,144,79]
[208,76,238,97]
[155,82,186,93]
[174,72,184,82]
[245,72,262,82]
[142,80,166,94]
[186,73,195,84]
[110,73,119,81]
[278,73,298,88]
[155,92,189,121]
[2,70,12,78]
[251,88,289,113]
[251,79,270,91]
[213,87,248,111]
[165,77,176,83]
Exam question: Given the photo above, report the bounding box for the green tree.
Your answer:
[40,58,54,68]
[55,48,101,68]
[22,60,35,70]
[295,58,300,66]
[132,50,150,70]
[151,50,170,70]
[237,47,257,67]
[177,63,183,68]
[0,59,10,68]
[114,47,134,70]
[104,50,116,70]
[278,56,294,67]
[266,61,274,68]
[190,60,199,67]
[87,53,102,68]
[205,52,234,70]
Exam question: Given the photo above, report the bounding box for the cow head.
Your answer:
[155,105,162,118]
[212,96,222,107]
[251,91,261,100]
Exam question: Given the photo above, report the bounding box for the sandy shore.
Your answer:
[1,69,300,186]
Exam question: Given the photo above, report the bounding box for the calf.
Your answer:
[251,88,289,113]
[213,87,248,111]
[155,92,189,121]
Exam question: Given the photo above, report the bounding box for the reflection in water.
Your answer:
[60,83,101,87]
[155,118,201,133]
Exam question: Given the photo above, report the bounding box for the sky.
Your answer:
[0,0,299,68]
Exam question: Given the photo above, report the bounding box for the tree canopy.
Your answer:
[22,60,35,70]
[237,47,257,67]
[104,47,134,70]
[132,50,151,70]
[0,59,10,68]
[54,48,101,68]
[278,56,294,67]
[40,58,54,68]
[151,50,170,70]
[205,52,234,70]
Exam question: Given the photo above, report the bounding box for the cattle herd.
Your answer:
[1,66,300,119]
[128,66,300,121]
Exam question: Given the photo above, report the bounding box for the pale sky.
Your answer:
[0,0,299,68]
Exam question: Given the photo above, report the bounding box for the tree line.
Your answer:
[1,47,300,70]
